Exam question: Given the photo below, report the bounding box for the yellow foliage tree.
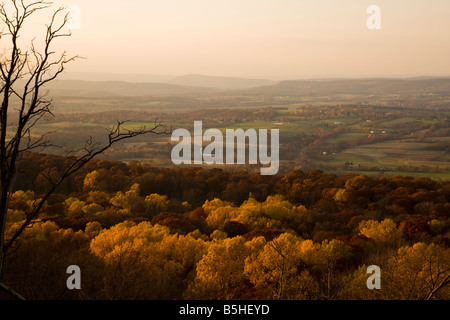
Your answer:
[244,232,317,299]
[261,195,311,226]
[109,184,152,217]
[298,239,353,299]
[90,221,169,259]
[202,198,234,215]
[144,193,170,217]
[333,188,348,202]
[90,221,206,299]
[93,207,132,228]
[11,190,35,202]
[9,190,46,215]
[383,242,450,300]
[64,197,86,216]
[3,221,94,299]
[87,191,110,206]
[85,221,103,238]
[83,203,104,215]
[202,195,311,231]
[83,170,100,191]
[234,197,261,226]
[206,205,238,229]
[358,219,403,251]
[187,236,249,299]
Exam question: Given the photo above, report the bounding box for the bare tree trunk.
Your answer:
[0,192,8,282]
[425,273,450,300]
[0,0,168,299]
[0,282,25,300]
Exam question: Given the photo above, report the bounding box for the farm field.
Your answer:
[10,78,450,180]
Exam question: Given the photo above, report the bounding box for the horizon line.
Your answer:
[60,72,450,83]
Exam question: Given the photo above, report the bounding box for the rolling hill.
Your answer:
[166,74,276,90]
[44,80,220,97]
[40,76,450,99]
[240,77,450,96]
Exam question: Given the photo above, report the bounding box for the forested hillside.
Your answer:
[2,152,448,300]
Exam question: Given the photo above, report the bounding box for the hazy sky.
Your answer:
[17,0,450,79]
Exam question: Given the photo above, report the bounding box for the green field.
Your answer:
[326,136,450,180]
[19,89,450,181]
[327,132,368,143]
[338,170,450,180]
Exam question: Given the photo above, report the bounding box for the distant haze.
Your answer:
[46,77,450,98]
[16,0,450,80]
[60,72,276,89]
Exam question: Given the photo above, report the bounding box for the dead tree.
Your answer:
[0,1,167,299]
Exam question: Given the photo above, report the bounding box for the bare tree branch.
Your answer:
[0,1,170,299]
[0,281,25,300]
[3,120,168,259]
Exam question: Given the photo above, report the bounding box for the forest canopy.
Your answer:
[1,152,449,300]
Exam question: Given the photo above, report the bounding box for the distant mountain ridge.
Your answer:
[61,72,276,90]
[167,74,276,89]
[51,73,277,97]
[242,77,450,96]
[46,79,220,97]
[48,75,450,98]
[60,72,174,83]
